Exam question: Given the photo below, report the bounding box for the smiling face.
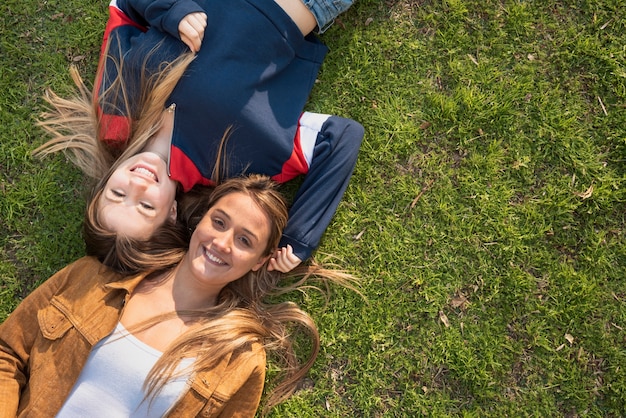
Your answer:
[98,152,178,240]
[185,191,272,290]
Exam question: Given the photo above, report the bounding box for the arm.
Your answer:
[116,0,205,40]
[0,265,72,417]
[279,114,364,262]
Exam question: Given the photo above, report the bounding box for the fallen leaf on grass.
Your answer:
[574,184,593,199]
[450,293,468,309]
[439,311,450,328]
[565,333,574,345]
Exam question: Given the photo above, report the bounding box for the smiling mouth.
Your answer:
[204,248,226,265]
[132,166,158,182]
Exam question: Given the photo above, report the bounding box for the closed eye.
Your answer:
[140,202,155,210]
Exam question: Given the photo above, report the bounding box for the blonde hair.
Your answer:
[35,38,196,179]
[34,39,198,271]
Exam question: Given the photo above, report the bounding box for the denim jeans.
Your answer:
[302,0,355,32]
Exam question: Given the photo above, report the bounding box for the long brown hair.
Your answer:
[125,175,357,414]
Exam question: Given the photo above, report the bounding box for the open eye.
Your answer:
[238,235,252,247]
[212,217,225,229]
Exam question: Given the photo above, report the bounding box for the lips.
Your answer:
[131,165,158,182]
[203,247,226,265]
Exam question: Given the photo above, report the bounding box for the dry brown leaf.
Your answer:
[451,294,468,309]
[439,311,450,328]
[565,333,574,345]
[574,184,594,199]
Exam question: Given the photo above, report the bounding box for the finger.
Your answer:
[186,13,207,41]
[269,247,299,273]
[188,12,207,30]
[268,256,289,273]
[178,15,206,52]
[186,16,206,38]
[179,26,200,52]
[267,258,277,272]
[284,245,301,265]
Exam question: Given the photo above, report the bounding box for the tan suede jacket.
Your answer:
[0,257,265,417]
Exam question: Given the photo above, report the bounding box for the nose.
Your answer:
[130,175,151,187]
[212,231,233,253]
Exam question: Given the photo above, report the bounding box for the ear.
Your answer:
[251,254,271,272]
[168,200,178,222]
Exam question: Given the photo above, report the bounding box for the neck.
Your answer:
[169,257,222,311]
[143,108,174,160]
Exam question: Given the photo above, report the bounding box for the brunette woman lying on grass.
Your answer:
[0,175,357,417]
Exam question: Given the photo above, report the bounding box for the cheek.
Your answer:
[190,220,213,242]
[153,188,176,209]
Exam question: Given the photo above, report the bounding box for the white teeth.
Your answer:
[204,248,225,265]
[133,167,157,180]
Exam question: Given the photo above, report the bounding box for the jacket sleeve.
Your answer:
[0,263,74,418]
[280,115,364,261]
[216,344,266,417]
[116,0,205,39]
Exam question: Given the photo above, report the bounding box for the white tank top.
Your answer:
[57,322,193,417]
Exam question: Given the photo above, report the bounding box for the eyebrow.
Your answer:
[214,208,260,242]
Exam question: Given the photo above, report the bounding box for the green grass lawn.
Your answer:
[2,0,626,416]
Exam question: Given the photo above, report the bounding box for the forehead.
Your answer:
[210,192,271,231]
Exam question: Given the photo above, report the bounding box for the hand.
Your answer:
[178,12,207,53]
[267,245,302,273]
